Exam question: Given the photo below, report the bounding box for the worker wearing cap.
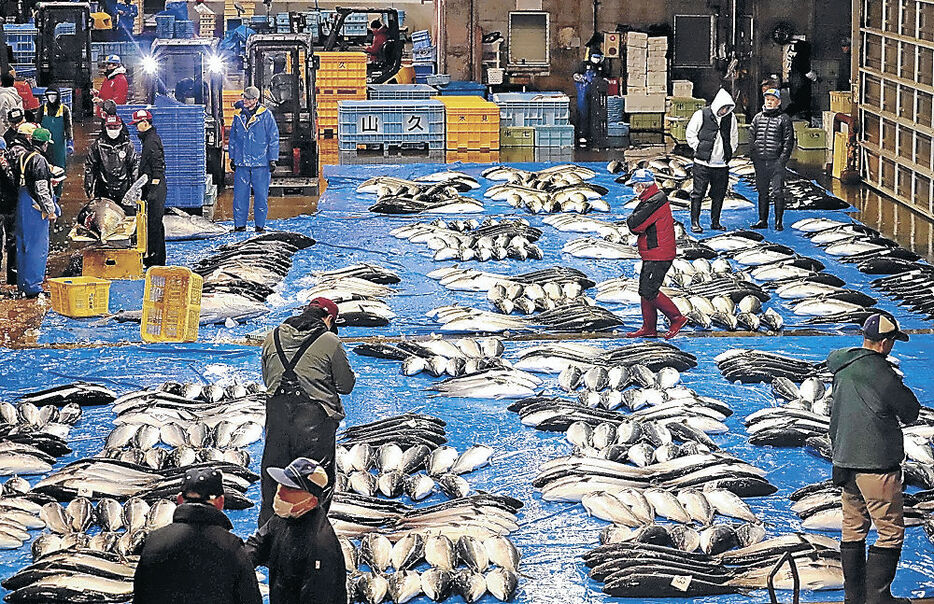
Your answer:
[133,467,262,604]
[259,297,355,526]
[9,126,58,298]
[85,115,138,206]
[93,55,129,119]
[828,313,919,604]
[0,72,23,137]
[229,86,279,233]
[36,87,73,195]
[245,457,346,604]
[4,108,25,148]
[130,109,166,267]
[749,88,795,230]
[624,168,689,339]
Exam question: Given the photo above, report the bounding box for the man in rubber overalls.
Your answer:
[36,87,73,195]
[573,49,608,146]
[259,297,355,526]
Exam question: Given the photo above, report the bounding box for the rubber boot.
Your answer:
[710,196,725,230]
[689,197,703,233]
[841,540,866,604]
[626,298,658,338]
[654,293,690,339]
[865,545,910,604]
[774,194,785,231]
[751,191,769,229]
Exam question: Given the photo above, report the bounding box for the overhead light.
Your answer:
[141,55,159,75]
[206,53,226,74]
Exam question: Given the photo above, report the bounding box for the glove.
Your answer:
[229,160,236,172]
[573,73,584,83]
[67,141,74,155]
[269,160,277,172]
[805,70,818,82]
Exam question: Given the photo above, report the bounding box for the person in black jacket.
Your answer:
[85,114,139,206]
[129,109,166,266]
[246,457,346,604]
[828,313,919,604]
[3,107,24,148]
[0,135,17,285]
[749,88,795,230]
[133,468,263,604]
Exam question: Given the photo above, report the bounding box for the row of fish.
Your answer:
[353,336,506,380]
[41,496,174,536]
[342,531,518,574]
[716,349,829,384]
[358,173,486,215]
[789,480,934,531]
[391,218,544,263]
[582,486,759,528]
[297,263,400,327]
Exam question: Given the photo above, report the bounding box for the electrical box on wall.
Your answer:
[603,32,620,58]
[508,11,550,74]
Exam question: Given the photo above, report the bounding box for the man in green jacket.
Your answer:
[828,312,920,604]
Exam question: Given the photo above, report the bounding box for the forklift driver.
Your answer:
[365,19,389,66]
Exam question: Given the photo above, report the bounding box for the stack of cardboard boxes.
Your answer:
[646,36,668,96]
[623,32,668,143]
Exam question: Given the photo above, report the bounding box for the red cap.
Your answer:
[129,109,153,125]
[104,115,122,127]
[307,297,338,322]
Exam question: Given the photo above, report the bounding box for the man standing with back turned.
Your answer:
[829,313,920,604]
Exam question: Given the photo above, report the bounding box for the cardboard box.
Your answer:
[648,36,668,48]
[647,57,667,71]
[647,86,667,95]
[627,86,648,95]
[624,93,666,113]
[671,80,694,97]
[627,77,647,88]
[646,72,667,87]
[626,31,648,47]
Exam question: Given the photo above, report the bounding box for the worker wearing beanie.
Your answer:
[36,87,74,195]
[229,86,279,233]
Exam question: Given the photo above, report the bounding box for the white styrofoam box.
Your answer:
[627,76,647,87]
[671,80,694,97]
[627,86,648,95]
[647,57,667,71]
[626,50,647,62]
[647,86,667,95]
[624,93,666,113]
[648,36,668,48]
[646,72,667,87]
[626,31,648,47]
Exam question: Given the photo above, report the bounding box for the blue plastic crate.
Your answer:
[607,95,624,122]
[425,74,451,86]
[412,46,436,62]
[343,23,366,37]
[155,14,175,38]
[437,81,486,97]
[607,122,630,137]
[397,10,405,27]
[534,124,574,149]
[11,64,35,78]
[368,84,436,100]
[338,99,445,152]
[344,12,367,24]
[492,91,570,127]
[174,20,195,38]
[413,63,436,84]
[412,30,431,50]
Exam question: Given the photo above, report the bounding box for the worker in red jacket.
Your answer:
[93,54,129,118]
[365,19,389,64]
[624,169,690,339]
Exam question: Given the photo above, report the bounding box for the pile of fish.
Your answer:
[354,336,508,379]
[426,301,628,334]
[391,218,544,262]
[357,172,485,214]
[427,265,595,293]
[297,263,400,327]
[731,161,849,211]
[2,548,136,603]
[871,268,934,321]
[584,533,844,597]
[599,519,763,553]
[789,479,934,531]
[481,163,609,215]
[163,207,229,240]
[0,477,50,550]
[342,532,519,603]
[427,368,543,400]
[0,401,80,475]
[743,377,833,447]
[17,383,117,407]
[333,414,495,501]
[716,349,829,383]
[514,341,698,374]
[426,306,532,334]
[39,495,175,551]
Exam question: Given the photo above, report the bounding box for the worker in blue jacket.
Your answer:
[229,86,279,233]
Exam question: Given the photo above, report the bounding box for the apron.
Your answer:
[40,104,66,195]
[259,327,339,527]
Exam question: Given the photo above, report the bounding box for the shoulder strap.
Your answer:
[274,327,326,374]
[19,151,38,187]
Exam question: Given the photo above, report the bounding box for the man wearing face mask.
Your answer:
[685,89,739,233]
[36,87,73,195]
[259,297,355,527]
[572,49,608,147]
[85,115,139,205]
[624,169,689,339]
[229,86,279,233]
[133,468,263,604]
[129,109,166,267]
[93,55,129,119]
[749,88,795,230]
[245,457,346,604]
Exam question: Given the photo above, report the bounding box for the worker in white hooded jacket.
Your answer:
[685,89,739,234]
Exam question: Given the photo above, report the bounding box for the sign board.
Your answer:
[356,112,431,135]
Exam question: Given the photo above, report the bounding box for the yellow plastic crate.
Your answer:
[315,90,367,135]
[48,276,111,317]
[501,127,534,148]
[314,52,367,90]
[141,266,203,343]
[830,90,853,114]
[797,127,828,150]
[222,89,243,127]
[438,96,500,151]
[667,97,706,119]
[446,149,500,164]
[82,248,145,280]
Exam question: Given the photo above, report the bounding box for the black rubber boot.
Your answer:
[841,540,866,604]
[690,198,703,233]
[774,194,785,231]
[866,545,910,604]
[709,196,725,230]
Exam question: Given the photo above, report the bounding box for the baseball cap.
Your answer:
[129,109,153,125]
[104,115,123,128]
[17,122,37,137]
[625,168,655,186]
[267,457,329,496]
[307,297,338,322]
[764,88,781,99]
[181,467,224,501]
[31,128,52,144]
[7,108,23,123]
[242,86,261,100]
[105,54,121,64]
[862,313,909,342]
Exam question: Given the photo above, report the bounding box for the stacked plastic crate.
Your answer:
[275,13,290,33]
[338,99,444,163]
[438,96,500,163]
[155,14,175,38]
[493,92,572,162]
[607,95,628,137]
[174,19,195,38]
[315,52,366,172]
[411,30,435,83]
[116,104,207,209]
[664,97,705,144]
[367,84,436,100]
[6,24,38,74]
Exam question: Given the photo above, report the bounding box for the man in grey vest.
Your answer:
[685,89,738,233]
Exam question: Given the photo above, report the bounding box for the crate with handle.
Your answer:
[141,266,203,343]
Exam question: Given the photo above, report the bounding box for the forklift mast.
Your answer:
[145,38,225,188]
[34,2,92,111]
[322,7,402,84]
[245,33,315,179]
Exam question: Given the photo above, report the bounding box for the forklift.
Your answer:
[245,33,316,190]
[320,7,402,84]
[35,2,93,115]
[141,38,226,192]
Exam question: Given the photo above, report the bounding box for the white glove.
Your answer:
[805,70,818,82]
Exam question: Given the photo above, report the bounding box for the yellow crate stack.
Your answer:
[132,0,143,35]
[195,3,216,37]
[314,52,367,137]
[48,277,111,318]
[437,96,500,163]
[141,267,204,343]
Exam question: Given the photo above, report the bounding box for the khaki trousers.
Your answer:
[841,469,905,548]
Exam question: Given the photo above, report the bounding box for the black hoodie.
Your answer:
[84,124,139,204]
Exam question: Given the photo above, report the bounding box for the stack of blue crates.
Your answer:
[32,87,73,112]
[91,41,147,67]
[116,104,207,209]
[343,12,367,37]
[411,30,435,83]
[6,24,37,67]
[275,13,290,33]
[607,96,628,137]
[436,81,486,97]
[174,20,195,38]
[155,14,175,38]
[338,99,445,154]
[492,92,575,150]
